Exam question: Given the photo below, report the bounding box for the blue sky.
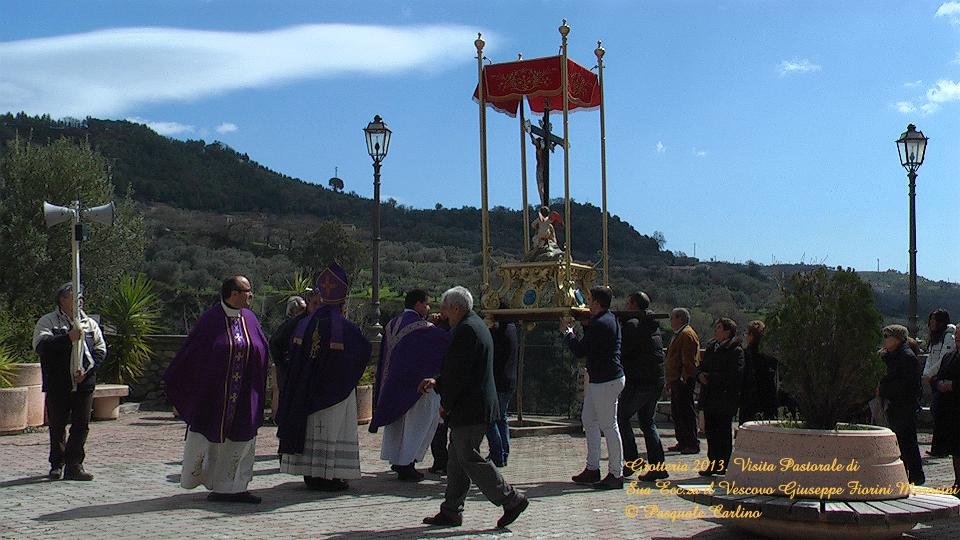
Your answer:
[3,1,960,282]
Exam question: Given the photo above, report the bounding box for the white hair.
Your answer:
[671,307,691,324]
[441,286,474,313]
[286,295,306,316]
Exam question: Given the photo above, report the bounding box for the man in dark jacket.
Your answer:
[617,292,667,482]
[696,318,744,477]
[879,324,925,485]
[419,286,528,529]
[32,283,107,481]
[739,320,778,425]
[269,291,319,421]
[487,309,518,467]
[563,286,626,489]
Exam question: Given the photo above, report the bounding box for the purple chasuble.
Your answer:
[369,309,451,431]
[164,303,269,443]
[276,304,371,455]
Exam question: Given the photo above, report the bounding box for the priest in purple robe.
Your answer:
[276,263,371,491]
[164,275,269,504]
[370,289,451,482]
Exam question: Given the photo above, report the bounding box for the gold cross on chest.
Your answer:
[320,275,339,298]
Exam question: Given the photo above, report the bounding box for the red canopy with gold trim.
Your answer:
[473,55,601,116]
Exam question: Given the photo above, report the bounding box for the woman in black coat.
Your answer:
[930,331,960,490]
[739,320,778,425]
[878,324,925,485]
[696,318,744,476]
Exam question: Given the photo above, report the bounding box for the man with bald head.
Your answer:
[165,275,270,504]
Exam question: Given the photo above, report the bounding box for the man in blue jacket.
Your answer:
[563,286,625,489]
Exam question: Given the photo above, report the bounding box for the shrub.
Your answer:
[766,267,884,429]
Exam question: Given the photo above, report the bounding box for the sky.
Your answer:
[2,0,959,282]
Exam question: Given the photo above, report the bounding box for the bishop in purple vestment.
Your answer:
[164,276,269,504]
[276,263,371,491]
[370,289,450,481]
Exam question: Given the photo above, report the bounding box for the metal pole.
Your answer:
[476,34,491,290]
[559,20,572,284]
[516,324,526,423]
[518,55,531,255]
[908,170,918,337]
[70,200,81,391]
[369,161,382,338]
[595,41,609,287]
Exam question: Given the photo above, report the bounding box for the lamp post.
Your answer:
[895,123,928,338]
[364,115,391,339]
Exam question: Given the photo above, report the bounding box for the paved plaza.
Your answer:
[2,412,960,539]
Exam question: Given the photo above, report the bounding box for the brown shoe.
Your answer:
[571,468,601,484]
[423,513,462,527]
[63,465,93,481]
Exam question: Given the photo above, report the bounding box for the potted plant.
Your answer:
[356,364,375,425]
[0,310,41,429]
[95,273,161,419]
[0,342,29,434]
[726,267,908,503]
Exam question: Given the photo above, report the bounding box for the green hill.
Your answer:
[3,112,958,339]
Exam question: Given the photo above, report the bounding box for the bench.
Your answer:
[677,483,960,539]
[92,384,130,421]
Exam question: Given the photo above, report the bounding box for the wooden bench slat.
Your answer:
[909,494,960,509]
[864,500,922,522]
[846,501,890,525]
[789,500,822,520]
[820,502,858,524]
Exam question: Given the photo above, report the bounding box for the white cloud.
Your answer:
[936,2,960,24]
[921,102,940,115]
[693,148,707,158]
[127,116,195,136]
[216,122,238,134]
[778,58,821,76]
[896,101,917,114]
[927,79,960,103]
[904,80,923,88]
[655,141,665,153]
[0,24,487,117]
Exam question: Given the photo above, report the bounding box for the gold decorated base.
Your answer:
[480,260,597,321]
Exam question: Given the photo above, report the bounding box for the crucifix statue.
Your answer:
[525,100,564,209]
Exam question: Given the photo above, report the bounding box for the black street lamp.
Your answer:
[364,115,391,338]
[895,123,928,338]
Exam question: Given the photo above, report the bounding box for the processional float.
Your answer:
[472,21,610,420]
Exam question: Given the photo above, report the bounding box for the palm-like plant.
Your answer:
[0,344,17,388]
[275,270,313,305]
[99,273,162,385]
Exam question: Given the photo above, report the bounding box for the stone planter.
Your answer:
[356,384,373,425]
[9,363,42,387]
[726,421,909,501]
[0,387,29,434]
[10,363,44,427]
[92,384,130,420]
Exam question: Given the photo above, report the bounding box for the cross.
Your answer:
[524,101,565,208]
[320,274,339,298]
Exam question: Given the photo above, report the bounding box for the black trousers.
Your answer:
[46,390,94,468]
[618,383,666,465]
[703,412,733,473]
[439,423,521,518]
[887,404,925,483]
[431,421,448,468]
[670,379,699,449]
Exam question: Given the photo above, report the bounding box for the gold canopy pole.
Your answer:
[476,34,491,290]
[559,20,572,285]
[518,53,530,254]
[595,41,609,287]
